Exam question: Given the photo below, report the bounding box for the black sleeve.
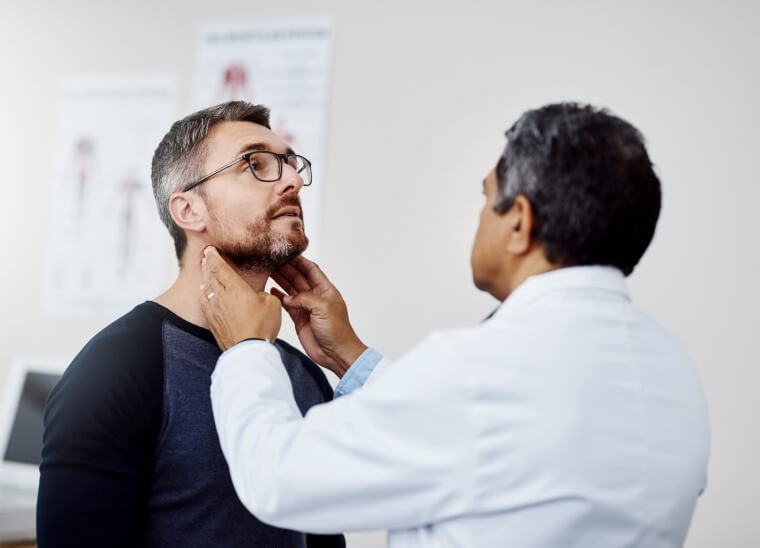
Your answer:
[37,327,163,548]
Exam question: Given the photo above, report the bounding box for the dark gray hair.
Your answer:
[150,101,271,263]
[494,103,661,276]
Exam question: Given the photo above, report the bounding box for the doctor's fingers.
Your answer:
[288,256,335,291]
[201,266,227,299]
[269,286,288,304]
[276,262,313,293]
[271,272,298,296]
[199,284,234,349]
[201,246,237,290]
[199,283,217,322]
[270,286,304,319]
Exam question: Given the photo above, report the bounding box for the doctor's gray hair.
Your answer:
[151,101,271,264]
[494,103,661,276]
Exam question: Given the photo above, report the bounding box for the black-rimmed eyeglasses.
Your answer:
[182,150,312,192]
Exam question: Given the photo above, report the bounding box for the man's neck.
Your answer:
[494,248,561,302]
[154,258,269,330]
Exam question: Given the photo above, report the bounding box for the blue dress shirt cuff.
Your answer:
[334,347,384,398]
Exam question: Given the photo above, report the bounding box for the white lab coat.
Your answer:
[210,266,709,547]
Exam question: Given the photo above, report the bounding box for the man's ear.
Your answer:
[505,194,536,255]
[168,191,207,235]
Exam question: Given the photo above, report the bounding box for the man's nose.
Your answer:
[275,162,305,195]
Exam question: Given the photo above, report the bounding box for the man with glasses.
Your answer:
[37,102,344,548]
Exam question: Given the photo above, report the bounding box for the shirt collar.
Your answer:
[491,265,629,320]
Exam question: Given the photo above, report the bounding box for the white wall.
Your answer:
[1,1,758,546]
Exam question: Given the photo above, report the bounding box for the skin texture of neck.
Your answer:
[154,244,269,330]
[491,247,562,302]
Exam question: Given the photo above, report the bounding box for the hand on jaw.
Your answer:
[200,246,282,350]
[271,255,367,378]
[200,247,367,377]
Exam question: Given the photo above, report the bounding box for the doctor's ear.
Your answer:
[505,194,536,255]
[168,191,207,234]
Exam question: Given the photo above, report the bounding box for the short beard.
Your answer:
[210,195,309,273]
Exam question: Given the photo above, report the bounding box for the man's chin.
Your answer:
[282,225,309,251]
[277,223,309,251]
[215,235,308,272]
[290,235,309,258]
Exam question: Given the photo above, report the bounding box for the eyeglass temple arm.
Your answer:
[182,156,246,192]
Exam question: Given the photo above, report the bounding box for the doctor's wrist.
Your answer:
[333,340,368,378]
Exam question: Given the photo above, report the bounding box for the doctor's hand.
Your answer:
[200,246,282,351]
[271,256,367,378]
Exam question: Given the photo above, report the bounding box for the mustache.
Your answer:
[266,194,303,219]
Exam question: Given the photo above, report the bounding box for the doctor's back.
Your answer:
[392,264,709,547]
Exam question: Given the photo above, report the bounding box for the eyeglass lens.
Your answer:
[248,152,311,185]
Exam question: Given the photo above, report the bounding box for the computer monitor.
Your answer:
[0,359,63,489]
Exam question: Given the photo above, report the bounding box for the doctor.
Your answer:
[202,103,709,548]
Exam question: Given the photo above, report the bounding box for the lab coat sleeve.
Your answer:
[210,336,477,533]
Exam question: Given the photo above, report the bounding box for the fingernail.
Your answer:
[202,257,206,265]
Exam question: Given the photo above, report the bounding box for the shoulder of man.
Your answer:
[37,302,184,546]
[42,302,167,471]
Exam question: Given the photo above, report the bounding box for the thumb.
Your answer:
[282,291,328,316]
[270,286,287,303]
[271,287,301,324]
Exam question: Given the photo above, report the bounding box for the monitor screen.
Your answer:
[3,372,60,466]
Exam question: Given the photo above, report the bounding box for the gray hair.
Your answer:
[150,101,271,263]
[494,103,660,276]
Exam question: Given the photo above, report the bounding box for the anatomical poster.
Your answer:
[44,75,178,317]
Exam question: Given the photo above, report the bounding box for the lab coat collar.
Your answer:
[492,265,629,320]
